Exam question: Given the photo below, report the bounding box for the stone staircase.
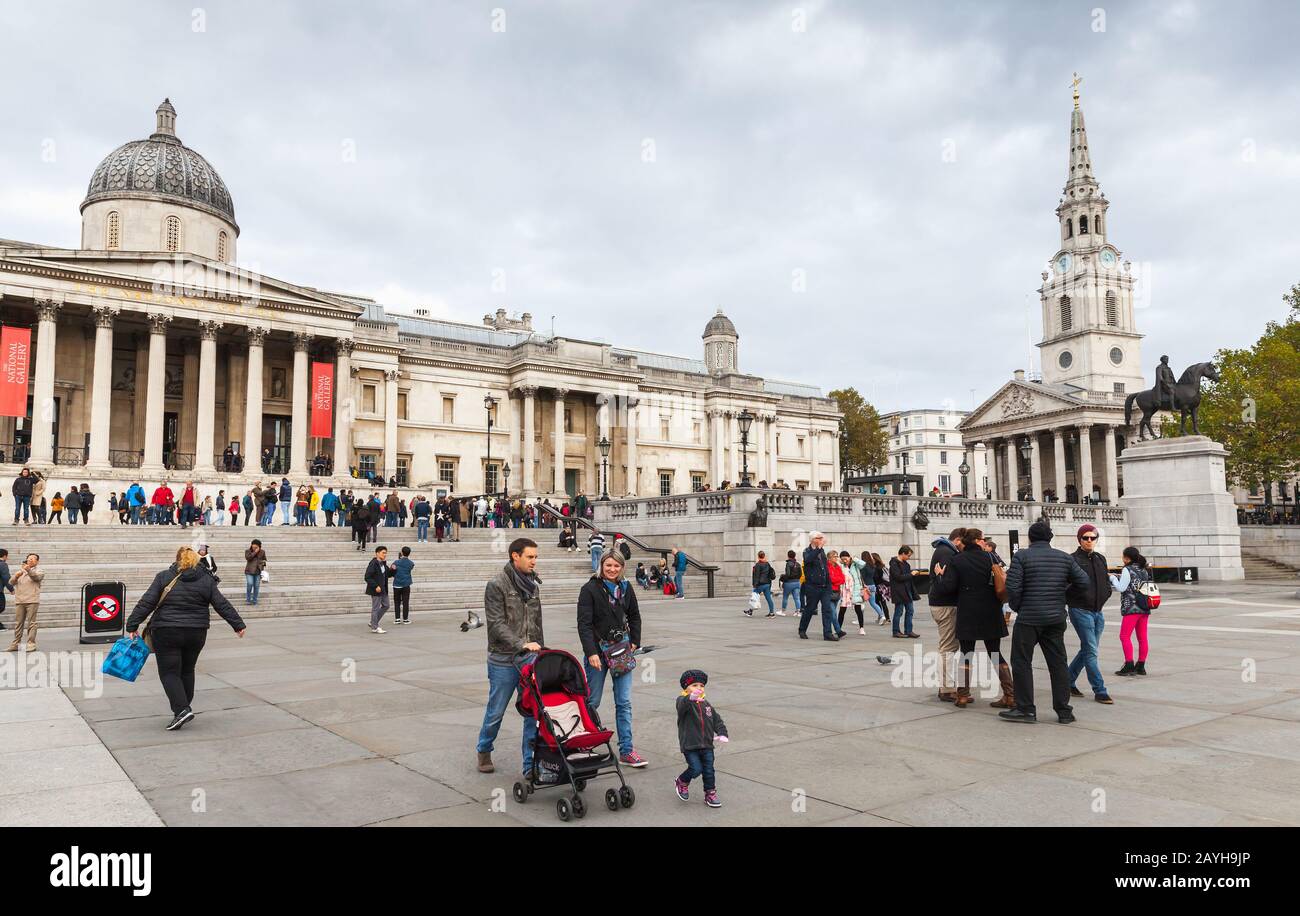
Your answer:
[3,523,743,629]
[1241,548,1300,583]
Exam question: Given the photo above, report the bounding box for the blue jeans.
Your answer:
[245,573,260,604]
[68,507,79,524]
[753,583,774,613]
[781,581,801,612]
[263,504,276,526]
[864,585,884,619]
[680,748,716,791]
[129,505,141,524]
[417,519,429,541]
[892,598,916,636]
[13,494,30,522]
[1068,607,1108,695]
[477,656,538,773]
[280,500,291,524]
[674,570,684,596]
[590,546,602,573]
[584,660,634,756]
[799,586,841,637]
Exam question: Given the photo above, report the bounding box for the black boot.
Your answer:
[998,707,1037,724]
[1114,662,1136,677]
[1134,661,1147,676]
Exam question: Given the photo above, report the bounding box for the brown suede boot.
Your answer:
[955,658,973,708]
[476,751,495,774]
[990,661,1015,709]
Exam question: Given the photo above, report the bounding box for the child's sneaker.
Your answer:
[674,778,689,801]
[705,789,721,808]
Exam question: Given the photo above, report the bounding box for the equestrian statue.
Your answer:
[1124,355,1220,441]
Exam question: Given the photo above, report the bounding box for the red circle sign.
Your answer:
[88,594,120,621]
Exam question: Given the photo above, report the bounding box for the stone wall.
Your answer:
[1240,526,1300,568]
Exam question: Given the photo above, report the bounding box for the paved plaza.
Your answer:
[5,580,1300,827]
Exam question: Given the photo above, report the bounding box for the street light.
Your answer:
[1017,437,1033,502]
[502,461,511,502]
[900,451,911,495]
[597,436,611,501]
[737,409,754,487]
[484,394,498,496]
[958,453,971,498]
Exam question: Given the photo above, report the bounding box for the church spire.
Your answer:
[1065,74,1097,194]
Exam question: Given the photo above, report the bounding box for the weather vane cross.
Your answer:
[1071,72,1082,107]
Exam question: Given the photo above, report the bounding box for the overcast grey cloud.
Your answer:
[2,0,1296,411]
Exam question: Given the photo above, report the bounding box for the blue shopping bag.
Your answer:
[102,636,150,682]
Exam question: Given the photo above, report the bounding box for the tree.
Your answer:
[1191,285,1300,490]
[829,387,888,481]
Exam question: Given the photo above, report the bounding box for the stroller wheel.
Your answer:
[619,785,636,809]
[605,788,620,811]
[571,794,586,819]
[556,797,572,822]
[512,782,527,804]
[574,778,587,792]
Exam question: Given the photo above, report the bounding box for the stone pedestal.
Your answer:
[1117,436,1244,581]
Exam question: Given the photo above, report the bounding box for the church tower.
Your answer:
[1037,76,1144,397]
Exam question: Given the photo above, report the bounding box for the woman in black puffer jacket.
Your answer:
[126,546,246,731]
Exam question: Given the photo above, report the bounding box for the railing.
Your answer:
[917,497,952,518]
[164,452,195,471]
[646,497,689,518]
[611,502,641,520]
[54,447,86,466]
[213,453,247,473]
[813,494,856,515]
[765,492,805,514]
[1238,507,1300,526]
[536,501,717,597]
[0,442,32,464]
[697,493,732,515]
[109,449,142,469]
[863,496,901,516]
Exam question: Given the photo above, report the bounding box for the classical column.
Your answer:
[986,440,1000,501]
[1007,436,1021,500]
[332,339,354,477]
[729,412,741,482]
[131,335,148,459]
[290,332,311,476]
[86,305,118,470]
[625,396,639,496]
[192,320,222,472]
[226,348,247,459]
[1078,423,1094,502]
[141,313,171,473]
[521,386,537,495]
[243,327,267,471]
[1103,425,1119,503]
[830,431,840,489]
[179,343,199,456]
[809,424,821,490]
[1028,433,1043,502]
[552,388,568,495]
[709,409,723,485]
[595,393,610,495]
[1052,428,1067,503]
[509,393,522,487]
[383,369,399,481]
[28,299,61,465]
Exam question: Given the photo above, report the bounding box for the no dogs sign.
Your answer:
[80,581,126,643]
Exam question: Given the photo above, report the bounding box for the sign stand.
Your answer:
[79,581,126,644]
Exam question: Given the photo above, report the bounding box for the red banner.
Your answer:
[0,326,32,418]
[310,361,334,438]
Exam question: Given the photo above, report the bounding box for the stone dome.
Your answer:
[702,307,737,339]
[81,99,238,230]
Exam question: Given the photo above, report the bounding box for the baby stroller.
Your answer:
[513,648,637,821]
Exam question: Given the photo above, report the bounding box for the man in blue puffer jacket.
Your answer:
[1002,520,1089,725]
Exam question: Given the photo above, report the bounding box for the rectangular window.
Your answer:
[914,451,924,465]
[938,474,951,492]
[691,472,706,491]
[659,472,673,497]
[438,459,455,488]
[485,462,499,495]
[819,482,831,491]
[940,451,948,465]
[397,392,408,421]
[939,433,946,444]
[693,420,702,443]
[915,433,924,445]
[902,418,908,428]
[797,437,805,456]
[775,433,781,455]
[396,457,410,487]
[564,408,573,434]
[938,416,946,427]
[363,385,376,414]
[358,453,377,475]
[1113,383,1125,394]
[442,396,454,424]
[660,418,670,441]
[904,434,910,445]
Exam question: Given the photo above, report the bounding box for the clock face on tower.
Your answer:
[1055,253,1072,275]
[1100,249,1117,267]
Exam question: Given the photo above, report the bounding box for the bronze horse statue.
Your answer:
[1124,361,1220,441]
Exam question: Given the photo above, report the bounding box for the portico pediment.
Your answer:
[960,380,1103,436]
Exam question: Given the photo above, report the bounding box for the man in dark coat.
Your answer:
[927,528,966,702]
[1002,520,1089,724]
[1065,523,1115,704]
[364,546,396,633]
[798,532,839,641]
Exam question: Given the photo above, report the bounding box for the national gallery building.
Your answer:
[0,101,841,497]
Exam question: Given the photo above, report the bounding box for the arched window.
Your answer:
[1105,291,1118,326]
[1064,218,1072,239]
[217,231,228,262]
[1094,213,1102,235]
[1059,295,1073,331]
[1079,214,1089,235]
[106,211,120,250]
[165,215,181,252]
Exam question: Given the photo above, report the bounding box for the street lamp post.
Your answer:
[736,409,754,487]
[503,462,511,502]
[900,451,911,495]
[1018,437,1033,502]
[958,453,971,498]
[484,394,498,496]
[598,436,611,501]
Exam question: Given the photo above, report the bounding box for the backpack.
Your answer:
[1134,573,1160,611]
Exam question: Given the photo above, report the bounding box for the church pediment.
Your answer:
[960,380,1090,432]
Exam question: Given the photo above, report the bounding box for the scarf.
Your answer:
[602,578,624,602]
[506,563,540,600]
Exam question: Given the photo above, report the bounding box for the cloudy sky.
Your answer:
[2,0,1296,412]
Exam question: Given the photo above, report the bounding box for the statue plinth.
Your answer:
[1118,436,1243,581]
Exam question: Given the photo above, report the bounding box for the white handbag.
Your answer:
[260,569,269,584]
[747,592,761,611]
